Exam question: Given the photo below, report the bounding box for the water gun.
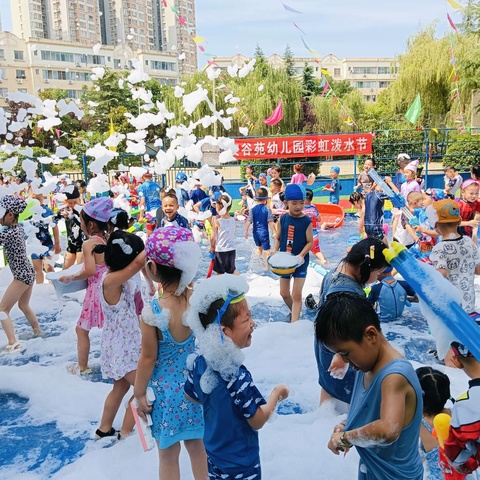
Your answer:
[207,252,215,278]
[309,261,328,276]
[126,218,147,233]
[433,413,467,479]
[383,242,480,360]
[368,169,414,221]
[131,387,156,452]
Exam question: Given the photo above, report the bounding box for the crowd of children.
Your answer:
[1,158,480,480]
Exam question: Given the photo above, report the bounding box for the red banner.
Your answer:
[234,133,373,159]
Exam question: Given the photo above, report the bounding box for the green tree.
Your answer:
[302,63,317,99]
[324,76,354,98]
[283,44,295,77]
[459,0,480,35]
[253,44,269,78]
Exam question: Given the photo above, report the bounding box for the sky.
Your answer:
[0,0,462,62]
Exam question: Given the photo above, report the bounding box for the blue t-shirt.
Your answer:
[393,172,406,190]
[161,212,190,229]
[199,197,217,217]
[174,187,189,208]
[368,277,414,321]
[248,204,273,232]
[184,355,266,476]
[138,180,161,211]
[345,359,423,480]
[190,187,208,205]
[279,214,311,256]
[364,190,388,227]
[31,205,57,248]
[330,178,341,204]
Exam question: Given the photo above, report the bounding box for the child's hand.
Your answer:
[53,242,61,254]
[328,431,349,455]
[244,231,249,239]
[58,275,72,284]
[469,220,479,228]
[328,353,348,379]
[273,384,289,402]
[147,281,156,297]
[134,394,153,421]
[333,420,346,433]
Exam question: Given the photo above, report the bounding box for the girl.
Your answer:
[269,165,285,191]
[134,226,207,480]
[416,367,458,480]
[184,274,288,480]
[60,197,113,375]
[94,230,146,439]
[355,157,376,194]
[401,159,422,198]
[290,163,315,186]
[311,237,388,405]
[0,195,43,353]
[211,194,237,275]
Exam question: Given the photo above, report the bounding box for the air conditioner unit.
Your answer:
[76,63,81,67]
[68,79,73,84]
[0,79,3,83]
[17,79,23,84]
[44,78,49,83]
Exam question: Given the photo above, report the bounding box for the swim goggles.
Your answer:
[215,288,245,343]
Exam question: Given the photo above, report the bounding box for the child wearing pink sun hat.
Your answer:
[400,159,421,198]
[134,226,207,479]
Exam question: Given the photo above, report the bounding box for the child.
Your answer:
[270,178,285,222]
[316,292,424,480]
[134,227,207,480]
[30,193,61,284]
[308,238,388,405]
[93,230,145,439]
[393,153,410,190]
[401,159,422,198]
[416,367,454,480]
[269,165,285,191]
[137,170,161,222]
[355,157,375,194]
[60,197,113,375]
[444,166,463,199]
[444,339,480,475]
[0,195,43,352]
[258,172,268,188]
[211,194,237,275]
[272,184,313,323]
[244,164,258,195]
[429,199,480,315]
[184,274,288,479]
[470,164,480,182]
[160,192,190,229]
[174,172,190,208]
[189,179,208,205]
[457,179,480,243]
[244,187,275,268]
[303,189,327,265]
[323,166,341,205]
[57,186,85,269]
[291,163,315,186]
[350,188,389,243]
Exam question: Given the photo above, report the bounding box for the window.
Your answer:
[14,50,24,61]
[114,59,121,68]
[351,66,376,75]
[334,68,341,77]
[378,66,390,75]
[379,81,390,88]
[18,88,27,93]
[16,70,26,79]
[353,81,378,89]
[0,49,4,59]
[0,88,8,98]
[150,60,176,71]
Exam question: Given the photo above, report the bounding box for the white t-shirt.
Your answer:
[430,235,480,313]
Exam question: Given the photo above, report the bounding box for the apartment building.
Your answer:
[0,31,178,107]
[213,53,398,102]
[8,0,197,75]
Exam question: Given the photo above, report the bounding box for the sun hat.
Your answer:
[0,195,27,215]
[145,226,201,295]
[330,166,340,174]
[432,199,461,223]
[462,179,479,190]
[404,159,419,172]
[284,184,306,201]
[83,197,114,222]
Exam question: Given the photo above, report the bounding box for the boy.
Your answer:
[160,191,190,229]
[174,171,190,208]
[270,178,285,222]
[316,292,424,480]
[303,188,327,265]
[444,165,463,199]
[429,199,480,315]
[137,170,161,221]
[444,337,480,475]
[211,194,237,275]
[244,187,275,268]
[392,153,410,190]
[30,193,61,284]
[185,275,288,479]
[457,179,480,242]
[272,184,313,322]
[323,166,341,205]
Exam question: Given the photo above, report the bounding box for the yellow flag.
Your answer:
[321,68,331,75]
[447,0,464,9]
[109,117,115,135]
[193,36,206,44]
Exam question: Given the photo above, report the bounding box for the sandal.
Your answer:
[67,364,92,377]
[95,427,117,438]
[3,342,23,354]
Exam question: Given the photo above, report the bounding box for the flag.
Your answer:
[447,13,457,31]
[263,101,283,126]
[405,93,422,124]
[282,3,302,13]
[447,0,464,9]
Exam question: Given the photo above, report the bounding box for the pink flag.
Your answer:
[55,129,61,138]
[263,100,283,126]
[179,16,186,25]
[321,82,330,96]
[447,13,457,31]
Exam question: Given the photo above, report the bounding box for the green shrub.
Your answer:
[443,137,480,170]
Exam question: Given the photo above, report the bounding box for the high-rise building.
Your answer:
[8,0,197,76]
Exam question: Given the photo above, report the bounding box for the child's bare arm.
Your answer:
[52,225,61,254]
[328,374,412,454]
[247,384,289,430]
[210,219,217,252]
[244,220,251,239]
[272,221,281,254]
[298,223,314,258]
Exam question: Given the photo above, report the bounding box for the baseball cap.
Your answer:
[432,199,461,223]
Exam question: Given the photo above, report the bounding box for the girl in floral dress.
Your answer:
[93,230,146,439]
[134,226,207,480]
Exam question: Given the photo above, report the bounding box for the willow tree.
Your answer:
[381,26,452,126]
[309,96,343,133]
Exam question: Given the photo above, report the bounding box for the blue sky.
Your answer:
[1,0,461,62]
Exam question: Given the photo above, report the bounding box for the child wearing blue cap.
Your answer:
[323,166,341,205]
[272,184,313,322]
